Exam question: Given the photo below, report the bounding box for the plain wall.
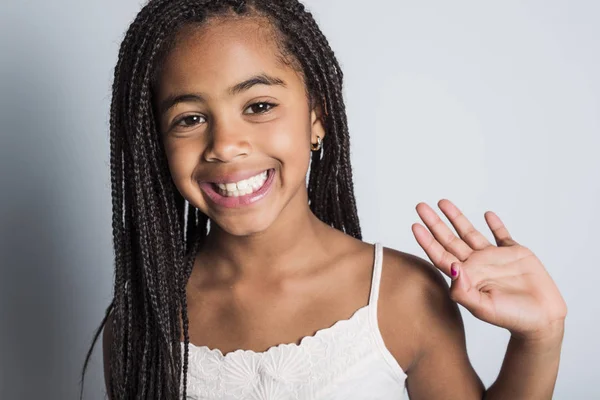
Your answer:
[0,0,598,398]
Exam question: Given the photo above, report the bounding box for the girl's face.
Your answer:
[155,17,325,237]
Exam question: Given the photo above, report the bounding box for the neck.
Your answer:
[197,190,333,283]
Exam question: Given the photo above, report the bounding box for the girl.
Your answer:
[81,0,567,399]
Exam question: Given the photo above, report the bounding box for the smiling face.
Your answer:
[154,16,325,237]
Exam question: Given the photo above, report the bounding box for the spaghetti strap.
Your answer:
[368,242,383,308]
[366,242,408,384]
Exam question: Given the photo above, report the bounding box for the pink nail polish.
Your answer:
[451,265,458,277]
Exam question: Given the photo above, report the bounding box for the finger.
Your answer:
[412,222,459,277]
[448,262,491,320]
[484,211,518,247]
[416,202,473,262]
[449,262,475,303]
[449,262,474,297]
[438,199,493,250]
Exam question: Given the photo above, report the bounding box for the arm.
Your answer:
[484,323,564,400]
[395,253,564,400]
[389,252,484,399]
[407,200,567,400]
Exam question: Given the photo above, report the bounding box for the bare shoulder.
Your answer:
[380,246,449,297]
[376,247,453,371]
[377,246,484,398]
[381,247,455,318]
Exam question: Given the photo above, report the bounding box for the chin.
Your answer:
[211,212,278,237]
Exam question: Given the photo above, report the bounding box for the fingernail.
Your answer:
[451,264,459,278]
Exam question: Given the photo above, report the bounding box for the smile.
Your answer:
[213,170,268,197]
[200,169,275,208]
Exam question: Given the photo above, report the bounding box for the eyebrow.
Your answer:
[158,73,286,116]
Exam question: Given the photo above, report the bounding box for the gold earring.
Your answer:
[311,135,322,151]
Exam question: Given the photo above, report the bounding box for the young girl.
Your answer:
[81,0,567,398]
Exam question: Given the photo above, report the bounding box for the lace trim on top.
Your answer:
[182,305,380,399]
[186,303,369,359]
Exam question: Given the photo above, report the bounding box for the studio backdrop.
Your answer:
[0,0,598,399]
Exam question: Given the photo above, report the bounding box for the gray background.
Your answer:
[1,0,598,399]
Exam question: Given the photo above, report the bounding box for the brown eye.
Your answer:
[244,102,277,115]
[174,114,206,128]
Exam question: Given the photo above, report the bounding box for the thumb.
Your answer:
[448,262,476,306]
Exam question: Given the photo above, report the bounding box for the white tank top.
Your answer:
[181,242,408,399]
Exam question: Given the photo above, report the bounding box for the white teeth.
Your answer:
[237,180,250,190]
[215,170,269,197]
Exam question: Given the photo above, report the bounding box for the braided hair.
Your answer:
[80,0,361,398]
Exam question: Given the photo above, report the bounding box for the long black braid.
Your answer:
[80,0,361,398]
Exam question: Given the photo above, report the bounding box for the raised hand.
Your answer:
[412,199,567,341]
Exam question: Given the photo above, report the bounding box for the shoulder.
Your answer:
[377,246,484,397]
[377,246,463,371]
[379,246,454,317]
[381,246,449,298]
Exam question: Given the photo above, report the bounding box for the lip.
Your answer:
[199,168,276,208]
[205,169,271,185]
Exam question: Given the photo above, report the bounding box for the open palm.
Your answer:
[412,199,567,340]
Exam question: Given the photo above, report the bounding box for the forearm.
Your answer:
[484,323,565,400]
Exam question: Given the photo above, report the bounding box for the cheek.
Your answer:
[163,139,201,187]
[262,112,311,168]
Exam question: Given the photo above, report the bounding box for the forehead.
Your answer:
[157,17,298,93]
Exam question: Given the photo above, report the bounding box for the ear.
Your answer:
[310,98,326,144]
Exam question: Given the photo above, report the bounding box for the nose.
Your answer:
[203,118,251,163]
